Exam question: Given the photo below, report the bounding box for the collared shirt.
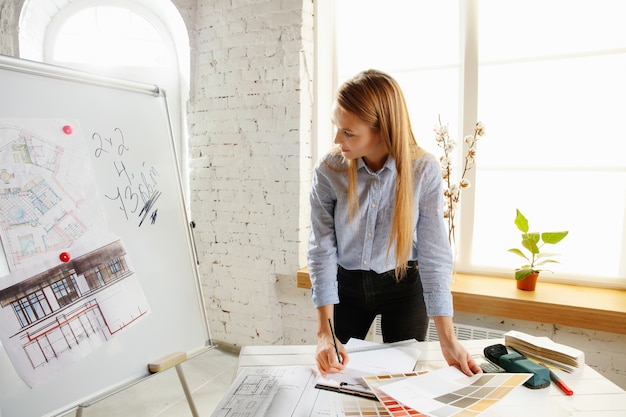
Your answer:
[307,151,453,317]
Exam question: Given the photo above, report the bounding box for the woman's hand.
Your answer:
[440,338,482,376]
[315,333,348,378]
[315,305,349,377]
[433,316,482,376]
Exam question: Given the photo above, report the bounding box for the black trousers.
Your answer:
[334,263,428,344]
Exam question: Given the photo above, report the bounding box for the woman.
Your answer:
[308,69,480,378]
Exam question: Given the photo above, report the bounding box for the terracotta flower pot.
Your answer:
[516,271,539,291]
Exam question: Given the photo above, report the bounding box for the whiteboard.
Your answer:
[0,55,211,417]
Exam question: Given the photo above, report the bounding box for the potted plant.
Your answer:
[507,209,569,290]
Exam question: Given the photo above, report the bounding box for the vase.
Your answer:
[516,272,539,291]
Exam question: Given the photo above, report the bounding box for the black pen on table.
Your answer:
[328,318,342,364]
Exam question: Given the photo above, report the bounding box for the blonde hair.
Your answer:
[334,69,425,280]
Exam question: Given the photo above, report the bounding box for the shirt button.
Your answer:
[368,233,372,237]
[363,261,368,265]
[371,203,376,208]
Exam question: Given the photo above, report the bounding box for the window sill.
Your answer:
[296,267,626,335]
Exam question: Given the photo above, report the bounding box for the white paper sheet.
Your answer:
[316,338,421,398]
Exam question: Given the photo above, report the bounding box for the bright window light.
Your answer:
[333,0,626,286]
[334,0,460,157]
[472,0,626,281]
[52,6,167,67]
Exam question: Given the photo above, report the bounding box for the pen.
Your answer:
[328,318,342,364]
[548,368,574,396]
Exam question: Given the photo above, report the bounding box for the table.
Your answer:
[236,339,626,416]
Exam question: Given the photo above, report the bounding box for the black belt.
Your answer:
[338,260,418,274]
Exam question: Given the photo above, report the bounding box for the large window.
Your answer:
[329,0,626,287]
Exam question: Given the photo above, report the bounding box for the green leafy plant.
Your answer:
[507,209,569,280]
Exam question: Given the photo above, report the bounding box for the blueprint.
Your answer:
[210,366,339,417]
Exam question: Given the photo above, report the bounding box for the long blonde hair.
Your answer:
[334,69,425,280]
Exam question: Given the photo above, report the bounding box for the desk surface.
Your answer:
[238,339,626,417]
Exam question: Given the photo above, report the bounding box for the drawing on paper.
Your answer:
[0,120,107,272]
[0,119,151,387]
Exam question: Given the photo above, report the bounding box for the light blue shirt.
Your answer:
[307,151,453,317]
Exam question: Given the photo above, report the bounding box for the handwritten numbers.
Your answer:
[114,127,129,156]
[91,132,110,158]
[91,127,161,226]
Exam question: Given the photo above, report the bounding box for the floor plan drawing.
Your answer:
[0,120,106,273]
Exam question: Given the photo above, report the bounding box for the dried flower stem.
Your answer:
[435,117,485,245]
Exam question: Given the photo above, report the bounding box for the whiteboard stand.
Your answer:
[73,347,214,417]
[175,363,200,417]
[74,366,199,417]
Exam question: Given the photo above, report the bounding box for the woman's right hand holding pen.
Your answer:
[315,332,348,378]
[315,306,348,377]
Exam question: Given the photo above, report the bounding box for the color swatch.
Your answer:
[364,368,530,417]
[363,372,428,416]
[338,394,391,416]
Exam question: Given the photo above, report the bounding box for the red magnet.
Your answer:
[59,252,71,262]
[62,125,73,135]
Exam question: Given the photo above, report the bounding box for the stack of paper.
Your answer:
[504,330,585,373]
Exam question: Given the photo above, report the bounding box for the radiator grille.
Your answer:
[371,315,504,342]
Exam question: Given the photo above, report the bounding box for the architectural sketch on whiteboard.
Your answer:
[0,239,150,387]
[0,119,151,387]
[0,119,107,273]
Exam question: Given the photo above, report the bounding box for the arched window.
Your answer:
[46,6,168,67]
[19,0,190,200]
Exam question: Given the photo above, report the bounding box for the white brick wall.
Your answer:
[0,1,20,55]
[188,0,315,347]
